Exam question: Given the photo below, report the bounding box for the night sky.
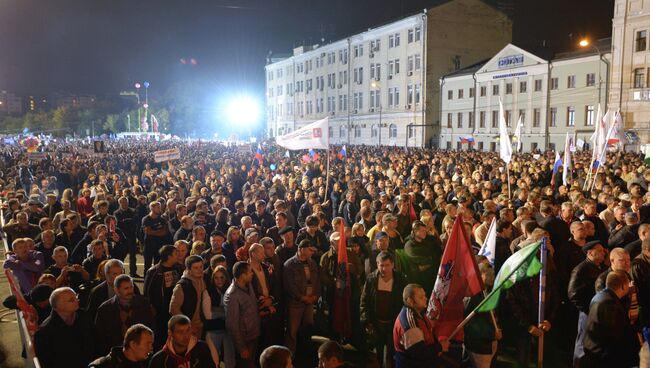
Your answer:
[0,0,614,98]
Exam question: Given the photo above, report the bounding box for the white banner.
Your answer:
[154,148,180,162]
[27,152,48,161]
[275,117,329,150]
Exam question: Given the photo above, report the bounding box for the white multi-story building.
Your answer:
[610,0,650,146]
[265,0,512,148]
[440,42,610,152]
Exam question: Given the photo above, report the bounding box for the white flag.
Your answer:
[607,111,625,149]
[276,117,329,150]
[563,132,572,186]
[513,115,524,152]
[478,218,497,266]
[498,99,512,163]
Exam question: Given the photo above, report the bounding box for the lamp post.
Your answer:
[579,39,609,111]
[134,83,142,132]
[143,81,150,133]
[371,81,383,146]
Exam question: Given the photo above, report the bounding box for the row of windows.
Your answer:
[328,124,399,139]
[268,86,421,117]
[445,105,597,129]
[267,27,422,81]
[633,67,650,88]
[446,140,544,152]
[446,73,596,100]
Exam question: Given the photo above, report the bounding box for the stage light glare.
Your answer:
[226,96,260,126]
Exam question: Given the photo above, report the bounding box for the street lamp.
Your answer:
[134,83,142,132]
[143,82,150,133]
[371,81,383,146]
[579,38,609,111]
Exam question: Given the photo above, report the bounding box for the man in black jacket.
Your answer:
[95,275,155,358]
[149,314,215,368]
[360,252,407,368]
[538,201,571,262]
[143,245,182,349]
[581,271,638,368]
[567,240,607,367]
[89,324,154,368]
[34,287,94,368]
[114,196,139,277]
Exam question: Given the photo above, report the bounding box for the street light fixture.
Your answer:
[579,38,609,111]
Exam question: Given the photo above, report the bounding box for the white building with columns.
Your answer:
[440,42,610,152]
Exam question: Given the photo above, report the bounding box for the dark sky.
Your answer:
[0,0,613,97]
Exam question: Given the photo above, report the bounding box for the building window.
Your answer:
[389,124,397,138]
[448,90,453,100]
[567,106,575,126]
[458,89,464,99]
[479,111,486,128]
[506,83,513,94]
[586,73,596,87]
[505,110,511,127]
[447,113,452,128]
[490,142,496,152]
[478,141,484,151]
[414,26,421,42]
[415,84,421,104]
[531,142,538,151]
[339,125,347,138]
[550,107,557,127]
[550,78,559,90]
[457,112,463,128]
[585,105,595,126]
[636,30,647,52]
[533,108,540,128]
[491,111,498,128]
[457,141,462,150]
[634,68,646,88]
[480,86,487,97]
[492,85,499,95]
[408,125,415,138]
[371,124,378,138]
[534,79,543,91]
[469,87,475,98]
[469,111,474,128]
[408,29,414,43]
[329,127,333,138]
[567,75,576,88]
[354,125,362,138]
[446,141,452,150]
[520,81,527,93]
[518,109,525,125]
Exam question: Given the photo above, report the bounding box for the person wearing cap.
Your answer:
[201,230,225,264]
[236,227,260,262]
[275,226,297,265]
[568,239,607,366]
[282,238,320,353]
[609,212,640,249]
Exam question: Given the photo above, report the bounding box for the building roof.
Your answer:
[441,59,489,79]
[553,38,612,60]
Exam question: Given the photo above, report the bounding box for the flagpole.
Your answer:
[590,121,616,191]
[506,164,511,199]
[325,146,331,203]
[446,242,542,341]
[537,237,548,367]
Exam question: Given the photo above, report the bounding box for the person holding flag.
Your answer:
[254,144,264,165]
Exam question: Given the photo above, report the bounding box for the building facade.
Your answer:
[610,0,650,145]
[0,91,23,116]
[265,0,511,148]
[440,43,610,152]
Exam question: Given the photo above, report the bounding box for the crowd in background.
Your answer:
[1,138,650,368]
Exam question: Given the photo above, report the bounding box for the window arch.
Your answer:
[371,124,378,138]
[339,125,347,138]
[328,126,334,138]
[389,123,397,138]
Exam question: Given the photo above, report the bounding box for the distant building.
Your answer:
[0,91,23,116]
[610,0,650,145]
[439,41,610,151]
[50,92,96,110]
[265,0,512,148]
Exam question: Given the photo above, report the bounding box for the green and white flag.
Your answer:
[478,241,543,312]
[644,146,650,166]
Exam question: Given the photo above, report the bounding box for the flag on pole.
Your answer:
[254,144,264,165]
[645,146,650,166]
[513,115,524,152]
[308,148,320,161]
[478,218,497,265]
[562,132,572,186]
[498,98,512,164]
[332,221,351,338]
[477,241,543,312]
[427,216,484,340]
[337,145,347,159]
[591,106,610,170]
[141,116,149,132]
[276,117,329,150]
[607,111,624,148]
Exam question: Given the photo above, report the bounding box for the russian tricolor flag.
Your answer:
[338,145,347,159]
[254,144,264,165]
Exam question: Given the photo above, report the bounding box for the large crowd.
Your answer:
[1,137,650,368]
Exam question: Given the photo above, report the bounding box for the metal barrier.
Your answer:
[0,201,42,368]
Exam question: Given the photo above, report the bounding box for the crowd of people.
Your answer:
[1,137,650,368]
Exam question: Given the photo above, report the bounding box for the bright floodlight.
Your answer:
[227,96,260,126]
[579,39,590,47]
